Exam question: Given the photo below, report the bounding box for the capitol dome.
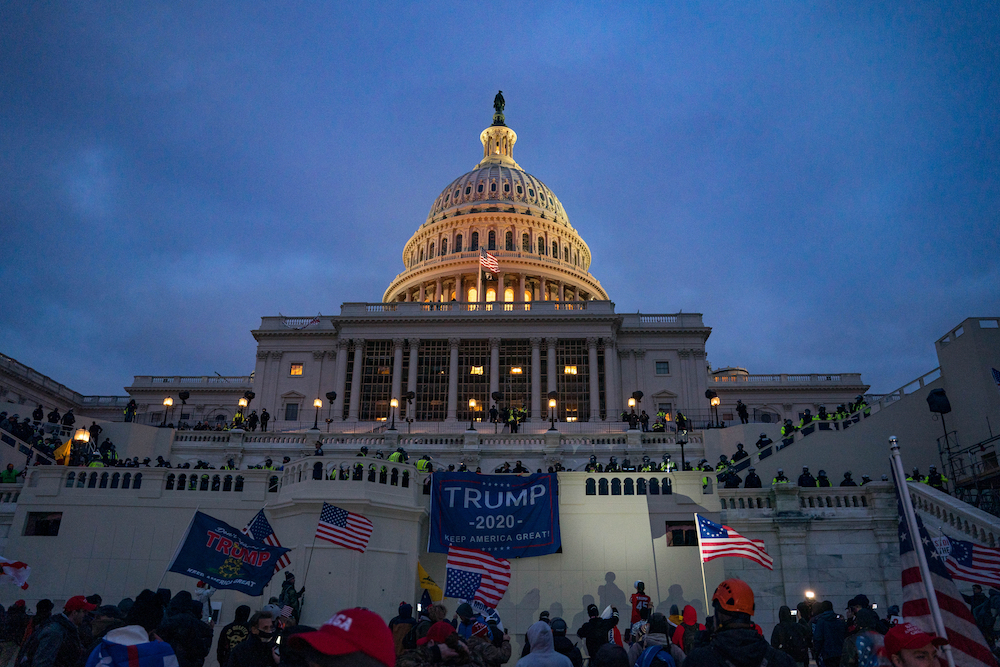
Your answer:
[383,101,609,304]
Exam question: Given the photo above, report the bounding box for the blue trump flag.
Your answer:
[428,472,561,558]
[167,511,290,596]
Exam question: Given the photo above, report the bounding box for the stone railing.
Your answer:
[48,467,279,495]
[710,373,864,386]
[0,482,22,505]
[131,375,253,386]
[864,367,942,412]
[281,456,427,494]
[909,482,1000,547]
[338,301,611,317]
[719,483,893,519]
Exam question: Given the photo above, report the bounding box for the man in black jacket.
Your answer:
[685,580,795,667]
[217,605,251,667]
[550,618,583,667]
[227,610,277,667]
[29,595,94,667]
[157,591,212,667]
[575,604,619,660]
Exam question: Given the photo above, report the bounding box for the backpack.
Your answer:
[681,624,700,654]
[635,645,677,667]
[778,623,810,661]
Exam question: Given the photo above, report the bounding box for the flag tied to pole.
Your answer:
[316,503,373,553]
[895,473,998,667]
[243,509,291,572]
[444,546,511,609]
[480,249,499,273]
[695,514,773,569]
[0,556,29,589]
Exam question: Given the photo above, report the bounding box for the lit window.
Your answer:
[470,366,484,375]
[290,363,304,376]
[378,366,391,375]
[486,288,496,302]
[565,417,577,422]
[510,367,523,375]
[504,287,514,302]
[656,361,670,375]
[467,287,477,301]
[564,366,578,375]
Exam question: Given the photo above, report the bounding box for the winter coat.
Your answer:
[627,632,686,667]
[216,620,249,667]
[684,628,797,667]
[84,625,178,667]
[225,635,274,667]
[575,610,619,659]
[516,622,573,667]
[840,610,885,667]
[467,635,511,667]
[27,613,82,667]
[390,604,418,656]
[157,592,212,667]
[770,607,811,664]
[397,642,486,667]
[552,635,583,667]
[813,611,847,660]
[671,606,705,654]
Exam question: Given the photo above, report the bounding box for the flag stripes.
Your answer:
[316,503,373,553]
[445,546,511,608]
[242,509,291,572]
[696,514,773,569]
[480,249,499,273]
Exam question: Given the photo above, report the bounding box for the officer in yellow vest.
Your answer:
[416,455,433,472]
[772,468,790,484]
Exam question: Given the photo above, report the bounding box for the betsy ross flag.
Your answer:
[316,503,373,553]
[896,475,998,667]
[480,248,499,273]
[695,514,773,569]
[243,509,291,572]
[943,537,1000,588]
[444,546,511,609]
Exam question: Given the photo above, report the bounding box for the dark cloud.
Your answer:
[2,1,997,395]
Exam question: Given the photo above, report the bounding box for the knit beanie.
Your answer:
[126,589,165,632]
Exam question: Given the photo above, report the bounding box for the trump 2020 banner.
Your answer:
[428,473,561,558]
[167,511,290,595]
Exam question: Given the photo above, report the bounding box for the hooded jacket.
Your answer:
[840,609,884,667]
[576,609,619,659]
[685,627,796,667]
[517,622,573,667]
[671,606,705,653]
[391,603,418,656]
[770,606,810,663]
[84,625,178,667]
[627,632,686,667]
[812,610,847,659]
[156,592,212,667]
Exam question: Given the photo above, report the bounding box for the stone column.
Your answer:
[558,281,564,301]
[407,338,420,413]
[634,349,646,398]
[489,337,501,402]
[604,339,620,419]
[347,339,365,421]
[587,337,600,421]
[454,274,463,301]
[620,349,635,399]
[435,278,442,302]
[530,337,542,421]
[333,340,348,420]
[519,274,526,302]
[540,277,547,300]
[391,338,405,405]
[447,338,460,421]
[418,283,425,302]
[404,291,411,302]
[546,338,558,394]
[321,349,337,400]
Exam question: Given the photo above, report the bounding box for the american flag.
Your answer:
[695,514,773,570]
[242,509,290,572]
[944,537,1000,588]
[316,503,373,553]
[896,474,998,667]
[480,249,499,273]
[280,606,293,618]
[444,546,511,609]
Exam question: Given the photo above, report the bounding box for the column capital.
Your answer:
[449,337,461,349]
[336,338,350,350]
[256,351,269,360]
[529,337,542,348]
[407,337,421,349]
[586,336,599,348]
[618,349,630,359]
[392,338,406,350]
[313,350,326,360]
[488,337,502,349]
[270,351,284,360]
[634,349,646,359]
[352,338,366,348]
[327,350,337,360]
[678,349,691,359]
[545,337,558,349]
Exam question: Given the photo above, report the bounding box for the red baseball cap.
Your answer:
[417,621,457,646]
[884,622,948,655]
[64,596,97,613]
[287,608,395,667]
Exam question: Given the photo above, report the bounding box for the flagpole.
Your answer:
[158,505,201,590]
[694,514,710,614]
[890,436,957,667]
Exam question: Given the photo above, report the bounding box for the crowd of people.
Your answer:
[0,575,970,667]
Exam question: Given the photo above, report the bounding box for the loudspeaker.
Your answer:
[926,388,952,414]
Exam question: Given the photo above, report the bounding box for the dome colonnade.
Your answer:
[383,111,609,304]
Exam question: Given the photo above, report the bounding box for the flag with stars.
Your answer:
[243,509,291,572]
[444,546,511,609]
[943,537,1000,589]
[315,503,373,553]
[895,471,998,667]
[695,514,773,569]
[992,368,1000,393]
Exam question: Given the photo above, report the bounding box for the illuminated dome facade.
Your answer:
[383,106,609,303]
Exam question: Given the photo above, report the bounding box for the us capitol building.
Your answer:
[2,98,997,651]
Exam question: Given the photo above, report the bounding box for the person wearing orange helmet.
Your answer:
[683,579,796,667]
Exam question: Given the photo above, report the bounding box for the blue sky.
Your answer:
[2,1,997,395]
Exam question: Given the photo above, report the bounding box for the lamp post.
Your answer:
[711,396,721,427]
[468,399,477,431]
[677,429,688,471]
[73,428,91,465]
[627,397,637,429]
[705,389,718,428]
[313,398,323,430]
[326,391,337,432]
[548,390,558,431]
[161,397,173,427]
[236,397,248,429]
[389,398,399,431]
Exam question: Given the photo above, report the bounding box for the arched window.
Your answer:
[663,478,672,495]
[133,473,142,489]
[419,248,424,262]
[504,287,514,302]
[503,182,510,192]
[522,233,530,252]
[467,287,478,302]
[223,475,233,491]
[313,462,324,480]
[121,473,131,489]
[99,472,109,488]
[391,468,399,486]
[189,476,197,490]
[586,478,597,495]
[410,251,416,267]
[455,234,463,252]
[649,478,660,495]
[368,465,376,482]
[611,478,622,495]
[486,288,496,302]
[598,478,609,495]
[637,478,647,495]
[471,232,479,251]
[564,246,569,260]
[353,463,363,481]
[490,182,497,192]
[477,183,484,193]
[165,474,175,490]
[429,242,435,258]
[111,472,120,489]
[538,238,545,254]
[552,241,558,257]
[268,476,279,492]
[441,238,448,254]
[66,472,76,488]
[488,231,496,250]
[211,475,221,491]
[505,231,514,250]
[177,474,187,490]
[235,475,244,492]
[402,470,410,487]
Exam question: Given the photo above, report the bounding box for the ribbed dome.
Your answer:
[425,165,570,228]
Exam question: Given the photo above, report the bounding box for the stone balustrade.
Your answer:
[719,482,895,520]
[0,483,22,505]
[909,482,1000,547]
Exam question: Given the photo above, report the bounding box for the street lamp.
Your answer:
[705,389,718,428]
[548,391,558,431]
[312,398,323,430]
[389,398,399,431]
[468,399,477,431]
[161,397,173,427]
[235,396,248,429]
[677,429,688,471]
[711,396,721,427]
[73,428,91,465]
[805,590,815,601]
[326,391,337,432]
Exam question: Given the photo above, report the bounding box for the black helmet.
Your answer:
[818,470,827,477]
[719,455,727,461]
[777,468,784,474]
[642,455,650,463]
[589,455,597,463]
[610,456,617,464]
[844,471,853,478]
[360,446,368,453]
[662,453,670,461]
[929,465,936,471]
[748,467,755,472]
[802,466,809,472]
[760,432,767,437]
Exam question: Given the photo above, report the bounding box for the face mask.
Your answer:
[258,631,274,640]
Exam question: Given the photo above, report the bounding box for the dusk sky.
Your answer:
[2,1,997,397]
